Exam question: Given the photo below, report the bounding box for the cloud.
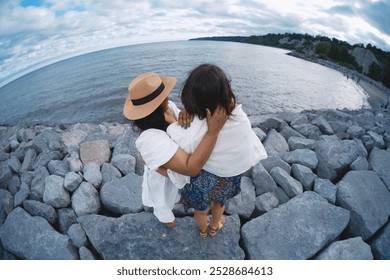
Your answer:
[0,0,389,87]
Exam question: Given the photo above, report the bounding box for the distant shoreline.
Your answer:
[288,51,390,113]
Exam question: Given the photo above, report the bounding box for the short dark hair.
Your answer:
[133,104,169,131]
[181,64,236,119]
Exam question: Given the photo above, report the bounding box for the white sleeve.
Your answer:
[135,129,179,171]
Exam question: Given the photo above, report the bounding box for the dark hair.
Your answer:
[181,64,236,119]
[133,104,169,131]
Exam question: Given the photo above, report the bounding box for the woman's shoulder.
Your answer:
[136,129,172,147]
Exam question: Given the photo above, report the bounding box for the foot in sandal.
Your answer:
[209,216,225,237]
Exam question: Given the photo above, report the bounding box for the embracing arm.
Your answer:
[162,106,227,177]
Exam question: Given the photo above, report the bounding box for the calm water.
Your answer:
[0,40,368,125]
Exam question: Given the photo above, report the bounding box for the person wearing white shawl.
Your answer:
[167,64,267,237]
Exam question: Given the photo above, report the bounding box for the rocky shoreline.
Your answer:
[1,105,390,260]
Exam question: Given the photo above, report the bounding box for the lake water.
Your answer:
[0,40,368,125]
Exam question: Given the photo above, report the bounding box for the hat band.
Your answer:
[131,82,165,106]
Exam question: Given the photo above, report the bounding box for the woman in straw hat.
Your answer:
[123,72,228,228]
[167,64,267,237]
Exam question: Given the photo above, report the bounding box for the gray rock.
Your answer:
[252,163,278,196]
[83,162,102,188]
[292,124,322,140]
[0,161,13,189]
[260,156,291,174]
[252,127,267,142]
[347,125,365,139]
[57,208,77,234]
[33,151,63,170]
[80,140,111,166]
[249,116,287,133]
[111,154,136,175]
[78,213,244,260]
[0,208,78,259]
[61,129,88,152]
[43,175,70,208]
[67,223,88,248]
[314,237,373,260]
[48,159,70,176]
[20,171,34,186]
[32,129,65,154]
[20,148,36,173]
[350,155,369,170]
[0,150,9,162]
[7,174,21,195]
[66,151,83,172]
[283,149,318,170]
[112,126,139,157]
[71,182,101,217]
[64,171,83,192]
[314,178,337,204]
[101,163,122,185]
[30,167,49,201]
[225,177,256,219]
[370,222,390,260]
[100,173,143,214]
[291,164,317,191]
[241,191,350,259]
[312,115,333,135]
[279,125,305,140]
[328,120,350,134]
[263,129,289,157]
[253,192,279,217]
[79,246,96,260]
[289,115,308,126]
[315,139,367,181]
[13,183,30,207]
[23,199,57,224]
[337,170,390,240]
[367,131,385,149]
[288,136,316,150]
[270,167,303,198]
[8,156,22,174]
[0,189,13,215]
[368,147,390,191]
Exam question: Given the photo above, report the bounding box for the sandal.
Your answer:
[199,218,210,238]
[165,220,177,228]
[209,216,225,237]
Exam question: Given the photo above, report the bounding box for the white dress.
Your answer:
[135,101,181,223]
[167,104,267,188]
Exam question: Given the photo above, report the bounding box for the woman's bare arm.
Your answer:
[162,106,227,176]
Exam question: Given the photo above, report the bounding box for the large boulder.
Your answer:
[241,191,350,259]
[263,129,289,157]
[100,173,143,214]
[315,139,367,181]
[225,177,256,219]
[79,140,111,166]
[314,237,373,260]
[336,170,390,240]
[78,213,244,260]
[0,208,78,259]
[282,149,318,170]
[370,222,390,260]
[368,147,390,191]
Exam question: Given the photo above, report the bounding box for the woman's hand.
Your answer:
[177,110,194,128]
[206,105,228,134]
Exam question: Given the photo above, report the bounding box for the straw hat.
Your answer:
[123,72,176,120]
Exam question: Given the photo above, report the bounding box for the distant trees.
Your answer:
[367,62,382,80]
[315,41,331,58]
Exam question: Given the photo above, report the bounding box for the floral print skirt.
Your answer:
[180,170,241,211]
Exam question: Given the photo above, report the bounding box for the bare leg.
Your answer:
[210,201,225,233]
[193,205,210,236]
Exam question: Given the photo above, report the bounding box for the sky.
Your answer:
[1,0,390,87]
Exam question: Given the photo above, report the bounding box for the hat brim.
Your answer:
[123,76,176,120]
